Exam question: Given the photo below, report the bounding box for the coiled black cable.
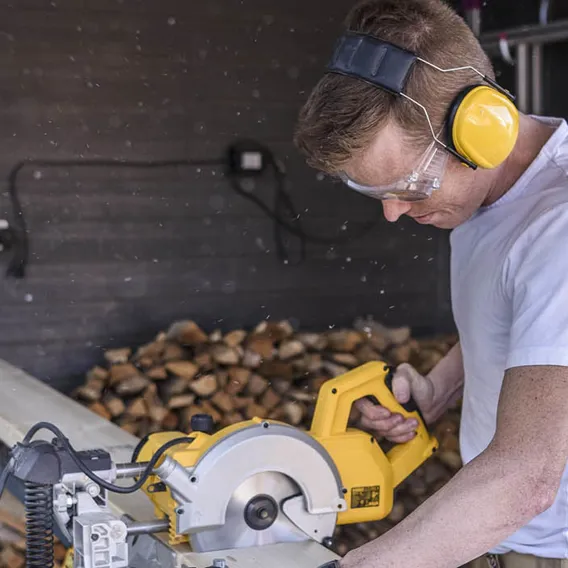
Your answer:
[24,481,54,568]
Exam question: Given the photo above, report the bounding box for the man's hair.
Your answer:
[293,0,495,174]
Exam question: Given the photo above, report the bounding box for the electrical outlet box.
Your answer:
[227,141,268,175]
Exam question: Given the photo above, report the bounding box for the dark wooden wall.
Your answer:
[4,0,558,391]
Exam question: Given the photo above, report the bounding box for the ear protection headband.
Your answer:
[325,31,519,170]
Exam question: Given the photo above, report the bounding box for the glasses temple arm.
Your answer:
[400,93,478,169]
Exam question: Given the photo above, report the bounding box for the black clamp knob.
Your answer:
[317,562,340,568]
[190,413,214,434]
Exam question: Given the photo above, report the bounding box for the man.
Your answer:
[294,1,568,567]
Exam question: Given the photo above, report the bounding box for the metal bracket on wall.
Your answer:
[479,18,568,115]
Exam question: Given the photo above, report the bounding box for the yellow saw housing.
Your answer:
[135,361,438,545]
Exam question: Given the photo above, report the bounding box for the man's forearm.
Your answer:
[424,341,464,423]
[342,446,551,568]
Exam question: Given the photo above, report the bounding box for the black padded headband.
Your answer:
[325,31,418,95]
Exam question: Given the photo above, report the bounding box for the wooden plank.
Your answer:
[0,357,156,521]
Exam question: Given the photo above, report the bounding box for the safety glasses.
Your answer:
[338,137,450,202]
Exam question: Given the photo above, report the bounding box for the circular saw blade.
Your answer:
[189,471,311,552]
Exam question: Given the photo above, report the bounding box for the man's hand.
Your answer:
[332,364,568,568]
[355,363,434,443]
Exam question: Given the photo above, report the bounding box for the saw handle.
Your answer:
[310,361,437,487]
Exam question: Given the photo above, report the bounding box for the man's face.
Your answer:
[341,123,491,230]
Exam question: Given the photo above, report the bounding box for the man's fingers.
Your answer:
[392,374,410,404]
[355,398,392,420]
[384,420,419,437]
[388,431,417,444]
[359,413,408,433]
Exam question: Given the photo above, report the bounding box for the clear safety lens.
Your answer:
[340,140,449,202]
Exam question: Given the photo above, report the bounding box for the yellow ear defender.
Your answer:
[325,31,520,171]
[447,84,519,169]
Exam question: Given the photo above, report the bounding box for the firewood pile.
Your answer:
[0,317,461,565]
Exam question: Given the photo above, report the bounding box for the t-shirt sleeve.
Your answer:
[506,206,568,369]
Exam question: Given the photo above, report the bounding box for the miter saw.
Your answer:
[0,361,438,568]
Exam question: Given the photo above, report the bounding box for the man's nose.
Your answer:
[381,200,412,222]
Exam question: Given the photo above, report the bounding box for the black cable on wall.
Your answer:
[3,140,381,278]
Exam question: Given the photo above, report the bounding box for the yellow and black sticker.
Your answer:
[351,486,380,508]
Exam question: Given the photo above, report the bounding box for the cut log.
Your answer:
[296,333,328,351]
[109,363,140,385]
[87,365,109,382]
[326,329,363,352]
[278,339,305,360]
[135,339,165,362]
[167,394,196,410]
[211,391,234,413]
[114,375,149,396]
[162,343,188,362]
[165,361,198,380]
[221,411,244,426]
[354,344,382,363]
[254,320,293,342]
[226,367,250,395]
[102,394,126,418]
[159,376,189,402]
[257,360,294,380]
[246,374,269,396]
[137,356,155,369]
[331,353,359,367]
[270,378,291,395]
[162,411,179,430]
[242,349,262,368]
[74,378,105,402]
[144,384,169,424]
[209,329,222,342]
[211,344,240,366]
[283,401,304,425]
[216,370,229,389]
[246,335,274,359]
[230,396,252,411]
[194,351,213,370]
[245,402,268,420]
[104,348,131,364]
[188,375,217,397]
[125,398,147,419]
[147,366,168,380]
[166,320,208,346]
[322,361,348,377]
[288,389,315,403]
[223,329,247,347]
[260,388,281,412]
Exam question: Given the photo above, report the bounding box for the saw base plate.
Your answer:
[129,536,340,568]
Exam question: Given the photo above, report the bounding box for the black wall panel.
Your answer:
[0,0,500,391]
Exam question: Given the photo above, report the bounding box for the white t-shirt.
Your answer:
[450,116,568,558]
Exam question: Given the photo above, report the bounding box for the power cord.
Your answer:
[5,157,224,279]
[4,142,380,277]
[0,421,194,500]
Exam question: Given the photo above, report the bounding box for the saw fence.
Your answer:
[0,318,461,566]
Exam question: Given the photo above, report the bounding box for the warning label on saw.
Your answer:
[351,486,380,508]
